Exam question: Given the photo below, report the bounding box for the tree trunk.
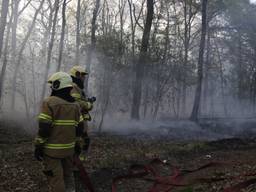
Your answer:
[251,48,256,113]
[237,33,243,100]
[182,0,188,117]
[11,0,20,59]
[98,57,111,133]
[22,72,30,120]
[143,83,149,118]
[84,0,101,92]
[41,0,60,101]
[11,0,45,110]
[190,0,208,122]
[118,0,126,56]
[215,43,228,117]
[75,0,81,65]
[153,21,170,120]
[0,8,13,104]
[182,0,194,117]
[127,0,135,57]
[153,81,161,119]
[128,0,136,113]
[41,2,54,60]
[131,0,154,120]
[0,0,10,58]
[11,0,33,59]
[57,0,67,71]
[29,45,37,115]
[203,29,211,115]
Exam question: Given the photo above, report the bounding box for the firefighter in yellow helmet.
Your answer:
[70,65,95,120]
[34,72,85,192]
[69,66,95,192]
[70,66,96,132]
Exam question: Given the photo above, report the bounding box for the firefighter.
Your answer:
[69,65,96,150]
[34,72,86,192]
[69,66,95,124]
[69,66,95,192]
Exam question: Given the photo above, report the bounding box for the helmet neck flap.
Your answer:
[72,76,84,89]
[51,87,75,102]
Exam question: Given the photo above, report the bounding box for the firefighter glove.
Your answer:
[83,113,92,121]
[88,96,96,103]
[34,145,44,161]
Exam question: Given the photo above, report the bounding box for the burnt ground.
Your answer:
[0,127,256,192]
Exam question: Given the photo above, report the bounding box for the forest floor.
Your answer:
[0,124,256,192]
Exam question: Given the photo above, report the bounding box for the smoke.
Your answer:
[2,0,256,142]
[98,116,230,140]
[84,42,256,141]
[0,111,33,143]
[94,113,256,141]
[250,0,256,4]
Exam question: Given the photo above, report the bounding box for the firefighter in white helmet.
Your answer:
[34,72,85,192]
[70,66,95,118]
[69,66,95,192]
[70,65,95,133]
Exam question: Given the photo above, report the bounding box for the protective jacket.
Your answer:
[35,96,84,158]
[71,83,93,121]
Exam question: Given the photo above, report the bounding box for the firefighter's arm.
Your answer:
[79,99,93,121]
[71,92,93,121]
[71,92,93,111]
[75,115,90,156]
[34,101,53,161]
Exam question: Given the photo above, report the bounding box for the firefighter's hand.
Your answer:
[74,142,81,156]
[34,145,44,161]
[83,137,90,151]
[79,151,87,161]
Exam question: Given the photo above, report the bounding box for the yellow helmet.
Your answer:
[48,72,73,91]
[69,65,88,78]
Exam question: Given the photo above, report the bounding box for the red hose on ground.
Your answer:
[73,156,95,192]
[112,158,256,192]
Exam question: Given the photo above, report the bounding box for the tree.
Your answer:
[181,0,199,116]
[57,0,67,71]
[127,0,144,58]
[84,0,101,92]
[39,0,54,60]
[131,0,154,120]
[11,0,20,59]
[75,0,81,65]
[40,0,60,101]
[11,0,45,110]
[11,0,32,59]
[0,2,13,104]
[190,0,208,121]
[0,0,10,58]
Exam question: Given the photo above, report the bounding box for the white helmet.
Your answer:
[69,65,88,78]
[48,72,73,91]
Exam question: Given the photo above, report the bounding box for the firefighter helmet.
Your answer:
[48,72,73,91]
[69,66,88,78]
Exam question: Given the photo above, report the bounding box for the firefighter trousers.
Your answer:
[43,155,75,192]
[74,171,86,192]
